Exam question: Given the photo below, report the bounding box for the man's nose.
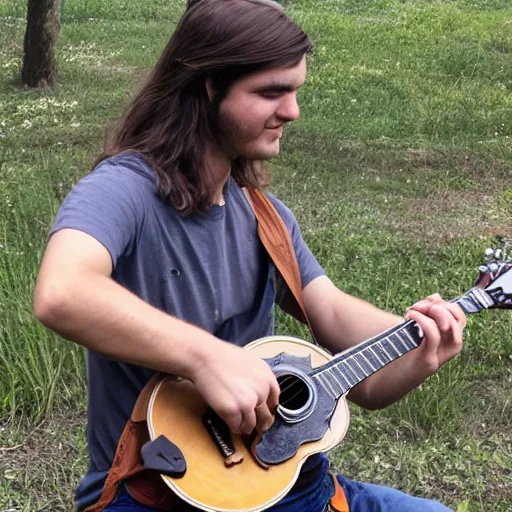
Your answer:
[277,92,300,121]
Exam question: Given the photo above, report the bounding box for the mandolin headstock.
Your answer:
[473,237,512,309]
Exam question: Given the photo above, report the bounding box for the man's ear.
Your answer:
[205,78,215,101]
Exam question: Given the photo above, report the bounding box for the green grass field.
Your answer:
[1,0,511,510]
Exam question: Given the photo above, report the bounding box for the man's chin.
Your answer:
[244,143,280,161]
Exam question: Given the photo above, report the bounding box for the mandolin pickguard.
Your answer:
[255,353,337,465]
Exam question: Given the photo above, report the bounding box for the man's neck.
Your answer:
[205,141,232,205]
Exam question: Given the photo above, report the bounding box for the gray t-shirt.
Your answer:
[50,153,325,510]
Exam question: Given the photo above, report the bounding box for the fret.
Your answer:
[348,357,366,381]
[324,372,340,397]
[458,294,480,314]
[402,327,418,349]
[367,345,386,366]
[458,288,495,313]
[392,331,410,352]
[317,373,337,398]
[308,254,512,399]
[376,341,394,361]
[360,348,378,372]
[340,363,359,386]
[326,368,345,395]
[353,354,370,376]
[330,364,351,390]
[381,338,402,358]
[353,353,372,375]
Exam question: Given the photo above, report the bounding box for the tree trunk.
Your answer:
[21,0,60,88]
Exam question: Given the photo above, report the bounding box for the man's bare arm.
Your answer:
[34,229,279,435]
[301,276,465,410]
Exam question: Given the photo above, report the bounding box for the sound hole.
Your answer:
[277,374,310,411]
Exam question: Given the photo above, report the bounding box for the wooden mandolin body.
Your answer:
[147,336,350,512]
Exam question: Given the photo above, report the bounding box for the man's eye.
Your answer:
[259,91,282,99]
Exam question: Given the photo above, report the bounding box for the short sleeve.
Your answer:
[268,194,325,289]
[50,156,152,269]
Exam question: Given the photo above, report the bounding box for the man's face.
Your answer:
[216,55,307,160]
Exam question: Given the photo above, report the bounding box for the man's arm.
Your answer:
[301,275,466,410]
[34,228,279,435]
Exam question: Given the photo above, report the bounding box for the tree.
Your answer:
[21,0,60,88]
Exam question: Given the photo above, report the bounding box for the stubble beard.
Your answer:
[216,108,278,162]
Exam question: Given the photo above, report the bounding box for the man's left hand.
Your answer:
[406,293,466,374]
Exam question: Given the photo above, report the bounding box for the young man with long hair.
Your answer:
[34,0,464,510]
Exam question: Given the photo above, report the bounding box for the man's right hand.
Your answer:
[35,230,280,437]
[189,342,280,436]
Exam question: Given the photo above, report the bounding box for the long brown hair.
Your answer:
[95,0,312,215]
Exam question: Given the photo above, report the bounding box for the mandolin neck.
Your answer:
[310,286,495,398]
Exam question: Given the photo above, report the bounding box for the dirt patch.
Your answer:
[0,412,87,511]
[464,373,512,437]
[386,187,511,247]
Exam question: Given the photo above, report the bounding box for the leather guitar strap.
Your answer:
[243,187,316,341]
[83,373,179,512]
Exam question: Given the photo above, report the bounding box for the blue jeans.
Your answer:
[104,474,452,511]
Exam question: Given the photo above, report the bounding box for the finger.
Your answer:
[406,310,440,350]
[446,320,464,358]
[409,299,466,331]
[441,301,467,328]
[255,402,274,434]
[408,293,443,313]
[438,307,464,349]
[407,299,434,314]
[423,303,453,334]
[423,302,466,337]
[239,408,257,436]
[446,314,463,351]
[267,378,281,412]
[223,408,244,436]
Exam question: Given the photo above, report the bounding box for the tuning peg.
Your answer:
[489,262,500,272]
[485,248,495,261]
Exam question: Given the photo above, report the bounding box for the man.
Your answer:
[34,0,465,510]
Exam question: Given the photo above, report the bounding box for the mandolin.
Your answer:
[146,242,512,512]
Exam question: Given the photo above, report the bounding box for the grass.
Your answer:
[1,0,511,510]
